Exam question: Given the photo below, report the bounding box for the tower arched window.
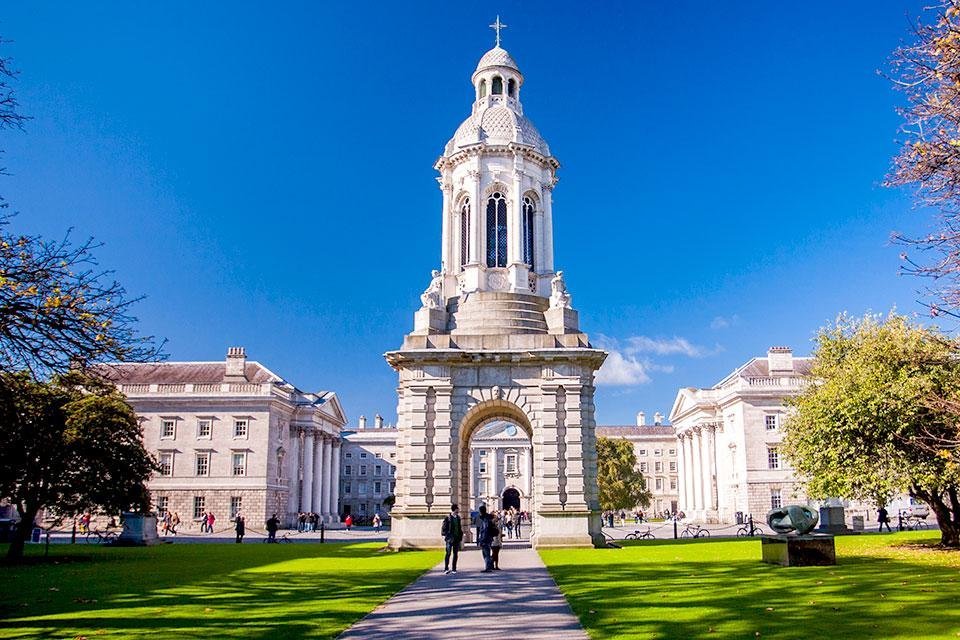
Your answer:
[492,76,503,95]
[507,78,516,97]
[522,196,535,269]
[479,79,487,98]
[460,198,471,267]
[486,191,508,268]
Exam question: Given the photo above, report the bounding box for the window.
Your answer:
[161,420,175,439]
[389,466,395,476]
[765,414,778,430]
[360,452,367,459]
[390,481,396,492]
[668,449,676,456]
[767,447,780,470]
[374,481,382,494]
[344,482,351,494]
[345,465,352,476]
[159,452,173,476]
[375,503,382,513]
[640,462,648,473]
[230,496,242,519]
[460,198,471,267]
[479,479,488,495]
[669,461,677,472]
[375,465,382,476]
[360,465,368,476]
[479,450,487,456]
[522,196,535,268]
[655,449,662,456]
[193,496,205,520]
[655,478,663,490]
[197,419,212,439]
[506,454,518,474]
[345,452,353,458]
[389,452,396,459]
[375,453,382,459]
[359,503,368,514]
[492,75,503,95]
[655,461,663,473]
[233,420,248,438]
[232,452,247,476]
[479,79,487,98]
[770,489,782,510]
[156,496,169,515]
[485,191,508,268]
[507,78,516,97]
[195,452,210,477]
[359,481,367,495]
[479,461,487,474]
[638,449,647,456]
[670,478,677,490]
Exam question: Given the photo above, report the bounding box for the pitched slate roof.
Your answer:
[99,361,282,384]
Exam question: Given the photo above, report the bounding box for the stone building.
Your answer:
[669,347,811,523]
[108,347,347,528]
[596,412,679,515]
[339,414,398,520]
[386,29,606,549]
[469,420,533,513]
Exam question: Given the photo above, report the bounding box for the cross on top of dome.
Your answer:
[489,15,507,47]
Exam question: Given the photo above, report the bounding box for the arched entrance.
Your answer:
[502,487,521,511]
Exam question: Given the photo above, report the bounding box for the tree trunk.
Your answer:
[7,504,39,561]
[925,490,959,547]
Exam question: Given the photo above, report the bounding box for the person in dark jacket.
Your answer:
[475,505,494,573]
[441,504,464,574]
[235,514,245,543]
[266,513,279,542]
[877,506,892,533]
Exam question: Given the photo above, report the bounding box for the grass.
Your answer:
[540,531,960,640]
[0,542,442,639]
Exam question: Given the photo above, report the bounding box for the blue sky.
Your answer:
[0,1,939,425]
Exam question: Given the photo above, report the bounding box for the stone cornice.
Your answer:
[436,143,559,172]
[384,347,606,371]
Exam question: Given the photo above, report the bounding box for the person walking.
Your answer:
[170,512,180,535]
[266,513,279,543]
[490,513,503,570]
[373,513,382,533]
[441,504,464,574]
[877,506,892,533]
[475,505,495,573]
[515,511,522,538]
[206,511,216,534]
[235,514,245,543]
[345,514,353,531]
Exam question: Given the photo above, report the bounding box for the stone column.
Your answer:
[676,434,686,514]
[542,182,555,272]
[691,428,703,513]
[312,433,325,515]
[440,179,453,272]
[331,439,341,521]
[469,169,482,266]
[286,428,301,516]
[321,434,334,520]
[302,431,315,515]
[508,168,523,268]
[682,432,693,511]
[707,425,719,512]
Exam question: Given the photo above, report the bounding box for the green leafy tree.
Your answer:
[782,312,960,547]
[597,436,651,512]
[0,372,157,560]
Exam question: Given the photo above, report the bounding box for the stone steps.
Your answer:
[447,292,550,335]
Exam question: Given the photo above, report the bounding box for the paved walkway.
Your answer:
[338,542,588,640]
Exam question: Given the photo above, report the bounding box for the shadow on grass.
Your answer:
[543,534,960,640]
[0,542,440,640]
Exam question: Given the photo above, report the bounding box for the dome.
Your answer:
[474,46,520,76]
[446,105,551,157]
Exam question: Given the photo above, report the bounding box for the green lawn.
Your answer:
[0,542,442,639]
[540,531,960,640]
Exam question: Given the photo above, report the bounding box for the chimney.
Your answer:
[654,411,663,426]
[768,346,794,373]
[225,346,247,380]
[358,415,367,429]
[636,411,645,427]
[374,414,383,429]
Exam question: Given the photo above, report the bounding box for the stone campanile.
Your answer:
[386,22,606,549]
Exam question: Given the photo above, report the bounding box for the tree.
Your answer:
[597,437,651,512]
[887,1,960,318]
[0,372,157,560]
[781,312,960,547]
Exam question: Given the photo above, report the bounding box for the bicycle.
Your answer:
[680,523,710,538]
[624,528,655,540]
[85,528,118,544]
[737,521,764,537]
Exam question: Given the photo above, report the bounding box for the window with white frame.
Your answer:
[479,450,487,457]
[232,452,247,476]
[195,452,210,477]
[770,489,783,509]
[161,420,176,439]
[374,465,382,476]
[655,461,663,473]
[479,479,488,495]
[668,448,676,456]
[345,452,352,458]
[638,449,647,456]
[485,191,508,268]
[389,466,395,477]
[389,452,396,459]
[360,452,367,458]
[655,449,662,456]
[670,478,677,490]
[230,496,242,519]
[765,414,778,430]
[159,452,173,476]
[669,461,677,472]
[767,447,780,470]
[193,496,205,520]
[375,452,382,459]
[156,496,169,515]
[358,481,367,495]
[374,481,381,494]
[359,503,368,514]
[640,462,648,473]
[479,461,487,474]
[197,419,212,439]
[655,478,663,490]
[233,419,248,438]
[505,454,518,474]
[360,465,367,476]
[344,482,352,494]
[345,465,352,476]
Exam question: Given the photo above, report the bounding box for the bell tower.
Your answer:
[387,23,606,549]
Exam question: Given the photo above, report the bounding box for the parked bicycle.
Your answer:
[680,523,710,538]
[899,514,927,531]
[624,528,655,540]
[85,528,118,544]
[737,520,764,537]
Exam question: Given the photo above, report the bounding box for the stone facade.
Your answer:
[596,419,679,515]
[107,347,347,529]
[469,420,533,513]
[339,415,398,520]
[669,347,810,523]
[386,38,606,549]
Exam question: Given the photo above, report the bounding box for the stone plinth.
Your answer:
[545,307,579,334]
[818,506,850,534]
[761,534,836,566]
[116,512,160,546]
[413,308,448,335]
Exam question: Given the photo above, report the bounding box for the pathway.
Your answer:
[337,542,588,639]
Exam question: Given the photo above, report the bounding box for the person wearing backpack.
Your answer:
[441,504,464,574]
[490,512,503,570]
[475,505,495,573]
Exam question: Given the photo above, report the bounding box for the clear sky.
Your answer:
[0,1,939,426]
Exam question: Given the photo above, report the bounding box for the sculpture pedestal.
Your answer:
[761,534,836,566]
[116,512,160,546]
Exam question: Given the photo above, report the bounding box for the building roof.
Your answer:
[100,361,283,385]
[596,426,675,438]
[474,46,519,74]
[448,105,550,157]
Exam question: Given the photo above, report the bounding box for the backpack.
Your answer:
[441,516,450,537]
